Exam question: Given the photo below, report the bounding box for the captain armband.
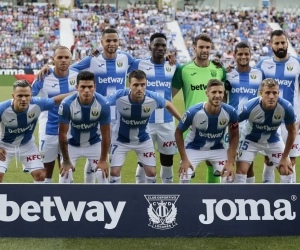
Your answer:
[229,121,238,130]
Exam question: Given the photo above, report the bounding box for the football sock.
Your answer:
[145,175,157,183]
[292,165,296,183]
[235,174,247,183]
[44,178,53,183]
[262,164,275,183]
[160,165,173,183]
[280,174,293,183]
[246,176,255,183]
[96,169,108,183]
[59,169,73,183]
[84,160,95,183]
[135,164,145,183]
[34,181,44,183]
[110,175,121,183]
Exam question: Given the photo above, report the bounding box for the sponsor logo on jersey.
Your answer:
[274,79,292,87]
[210,70,217,77]
[199,131,223,138]
[147,80,171,88]
[163,141,176,147]
[121,117,148,125]
[98,77,124,84]
[8,123,35,133]
[0,194,125,229]
[71,121,98,129]
[191,72,197,76]
[190,84,207,91]
[91,109,99,116]
[28,112,35,119]
[26,154,42,161]
[255,124,279,131]
[117,61,123,67]
[198,198,296,225]
[143,106,151,113]
[231,87,257,95]
[144,195,179,230]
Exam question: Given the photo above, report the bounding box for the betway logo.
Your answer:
[199,198,296,225]
[275,79,292,87]
[0,195,125,229]
[231,87,257,95]
[71,122,97,129]
[199,131,223,138]
[8,124,34,133]
[98,77,124,84]
[121,117,148,125]
[147,80,171,88]
[255,124,278,131]
[191,84,207,91]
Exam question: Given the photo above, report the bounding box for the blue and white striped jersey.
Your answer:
[32,68,79,135]
[178,102,238,150]
[128,58,179,123]
[0,97,55,145]
[107,89,166,143]
[256,56,300,119]
[58,92,111,147]
[72,51,135,121]
[227,67,264,111]
[239,97,296,143]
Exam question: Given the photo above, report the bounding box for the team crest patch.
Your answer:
[28,112,35,119]
[210,70,217,77]
[165,66,171,72]
[219,118,227,126]
[144,195,179,230]
[69,79,76,85]
[286,65,293,71]
[274,113,282,120]
[91,109,99,116]
[250,74,257,79]
[117,61,123,67]
[143,106,151,113]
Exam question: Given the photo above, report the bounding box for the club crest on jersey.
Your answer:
[250,74,257,79]
[274,113,282,120]
[144,195,179,230]
[28,112,35,119]
[219,119,227,126]
[210,70,217,77]
[117,61,123,67]
[91,109,99,116]
[143,106,151,113]
[165,66,172,72]
[287,65,293,71]
[69,79,76,85]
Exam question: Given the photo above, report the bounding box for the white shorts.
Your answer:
[237,139,285,166]
[149,121,177,155]
[185,148,227,176]
[66,142,102,173]
[279,123,300,157]
[39,134,60,163]
[110,139,156,167]
[0,139,44,173]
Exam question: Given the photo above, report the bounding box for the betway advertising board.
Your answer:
[0,184,299,237]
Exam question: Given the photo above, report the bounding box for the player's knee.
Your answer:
[110,167,121,177]
[160,154,173,166]
[32,169,45,181]
[144,167,156,177]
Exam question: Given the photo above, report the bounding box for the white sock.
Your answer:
[135,164,145,183]
[96,169,109,183]
[235,174,247,183]
[292,165,296,183]
[160,165,173,183]
[262,164,275,183]
[44,178,53,183]
[221,175,233,183]
[280,174,293,183]
[246,176,255,183]
[179,174,191,184]
[84,160,95,183]
[34,181,44,183]
[145,175,157,183]
[59,169,73,183]
[110,175,121,183]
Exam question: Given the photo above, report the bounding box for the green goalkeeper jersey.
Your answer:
[172,61,226,110]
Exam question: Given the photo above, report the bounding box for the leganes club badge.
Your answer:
[144,195,179,230]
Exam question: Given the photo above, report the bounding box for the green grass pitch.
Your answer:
[0,86,298,248]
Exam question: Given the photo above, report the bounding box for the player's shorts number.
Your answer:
[40,140,45,151]
[110,144,118,155]
[239,140,249,150]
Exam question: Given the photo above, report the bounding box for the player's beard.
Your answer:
[272,48,288,58]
